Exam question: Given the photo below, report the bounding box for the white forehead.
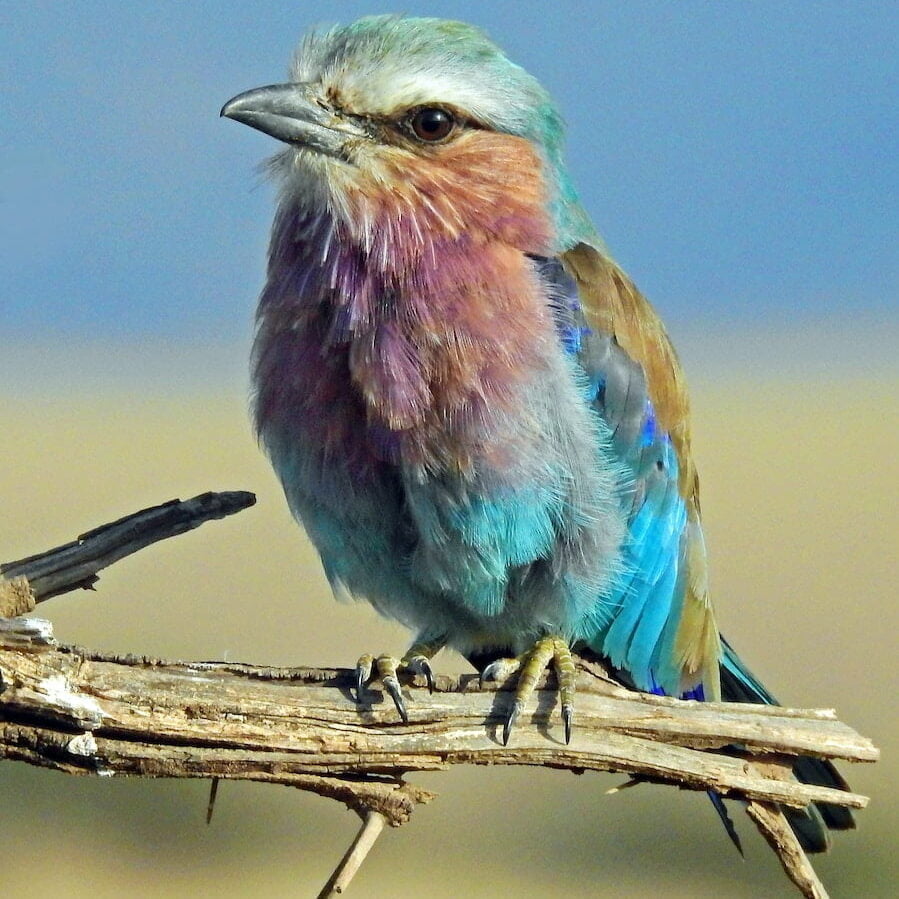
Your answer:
[289,16,555,139]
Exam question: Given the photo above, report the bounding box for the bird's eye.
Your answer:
[409,107,456,142]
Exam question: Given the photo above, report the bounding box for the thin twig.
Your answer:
[205,777,220,825]
[0,490,256,604]
[317,810,388,898]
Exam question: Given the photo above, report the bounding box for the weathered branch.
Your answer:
[746,800,829,899]
[0,619,876,804]
[0,495,879,897]
[0,491,256,607]
[0,615,877,897]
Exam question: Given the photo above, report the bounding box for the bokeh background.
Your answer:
[2,2,896,896]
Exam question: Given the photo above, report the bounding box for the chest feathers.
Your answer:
[251,136,628,627]
[253,133,561,478]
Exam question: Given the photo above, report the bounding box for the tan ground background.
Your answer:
[1,331,896,897]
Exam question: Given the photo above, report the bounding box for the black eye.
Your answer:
[409,107,455,142]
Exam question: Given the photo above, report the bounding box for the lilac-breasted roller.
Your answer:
[223,15,853,852]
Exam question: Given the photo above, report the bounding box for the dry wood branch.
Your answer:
[0,618,876,845]
[0,491,255,605]
[0,496,880,897]
[0,619,878,897]
[747,799,830,899]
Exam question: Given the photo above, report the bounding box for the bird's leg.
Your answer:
[481,636,576,745]
[354,637,444,722]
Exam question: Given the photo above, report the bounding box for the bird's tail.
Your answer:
[719,636,856,853]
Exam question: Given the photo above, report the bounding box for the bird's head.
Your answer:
[222,15,595,256]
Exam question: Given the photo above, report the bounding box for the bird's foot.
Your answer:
[480,635,576,745]
[354,643,438,723]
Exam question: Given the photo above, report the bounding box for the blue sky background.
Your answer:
[3,1,896,343]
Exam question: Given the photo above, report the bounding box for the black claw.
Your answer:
[503,701,522,746]
[479,662,498,690]
[421,659,434,693]
[420,659,435,694]
[562,704,573,745]
[355,667,367,703]
[382,676,409,723]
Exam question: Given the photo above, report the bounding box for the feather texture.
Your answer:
[226,13,852,852]
[535,251,720,696]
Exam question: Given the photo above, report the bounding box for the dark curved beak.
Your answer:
[221,82,363,156]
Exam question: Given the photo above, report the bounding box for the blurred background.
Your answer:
[2,1,896,896]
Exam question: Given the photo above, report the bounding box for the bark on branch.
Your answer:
[0,490,256,607]
[0,494,879,898]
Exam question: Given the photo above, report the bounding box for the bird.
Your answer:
[222,14,853,852]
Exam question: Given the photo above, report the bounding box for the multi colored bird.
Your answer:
[223,15,852,852]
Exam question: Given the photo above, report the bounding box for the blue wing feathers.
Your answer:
[536,254,695,695]
[537,254,851,851]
